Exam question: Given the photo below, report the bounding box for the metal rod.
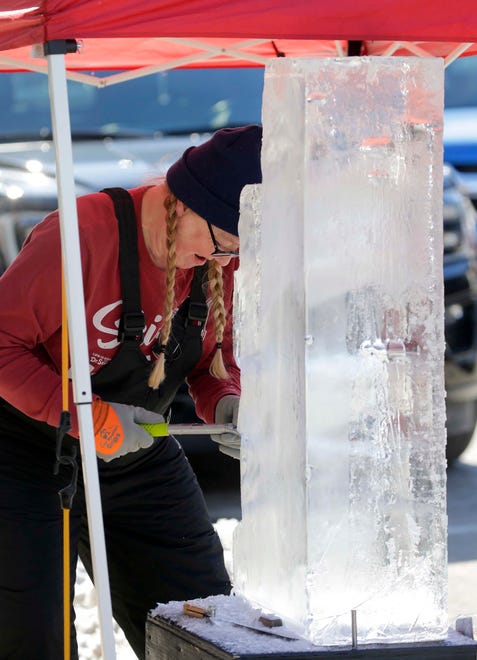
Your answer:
[351,609,358,649]
[47,50,116,660]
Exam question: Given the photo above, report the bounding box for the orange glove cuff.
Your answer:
[92,400,124,456]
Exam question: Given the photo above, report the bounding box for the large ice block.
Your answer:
[233,57,447,646]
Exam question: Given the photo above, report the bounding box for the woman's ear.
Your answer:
[175,200,188,217]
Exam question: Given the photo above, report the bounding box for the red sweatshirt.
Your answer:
[0,187,240,437]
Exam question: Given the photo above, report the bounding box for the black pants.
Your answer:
[0,407,230,660]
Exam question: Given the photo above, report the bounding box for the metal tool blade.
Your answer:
[167,423,236,435]
[211,616,300,641]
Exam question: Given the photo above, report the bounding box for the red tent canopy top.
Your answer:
[0,0,476,78]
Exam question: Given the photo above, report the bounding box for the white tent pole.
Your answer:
[46,47,117,660]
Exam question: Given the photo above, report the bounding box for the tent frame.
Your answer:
[0,38,474,88]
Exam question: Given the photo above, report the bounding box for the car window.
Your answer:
[4,59,474,138]
[445,55,477,109]
[0,67,264,141]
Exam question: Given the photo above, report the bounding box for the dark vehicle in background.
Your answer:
[443,56,477,461]
[0,65,477,464]
[0,67,262,480]
[444,55,477,209]
[442,163,477,462]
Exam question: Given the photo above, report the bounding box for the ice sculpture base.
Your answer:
[147,596,477,659]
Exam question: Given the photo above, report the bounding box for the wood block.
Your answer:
[259,615,283,628]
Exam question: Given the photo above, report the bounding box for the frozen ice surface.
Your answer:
[150,595,475,656]
[234,57,447,646]
[151,594,317,655]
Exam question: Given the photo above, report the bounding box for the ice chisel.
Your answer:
[210,617,300,640]
[140,422,236,437]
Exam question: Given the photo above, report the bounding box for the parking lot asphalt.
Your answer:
[447,432,477,626]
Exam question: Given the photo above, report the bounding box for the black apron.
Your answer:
[0,187,209,456]
[91,187,208,416]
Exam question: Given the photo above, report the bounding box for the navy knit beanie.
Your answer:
[166,125,262,237]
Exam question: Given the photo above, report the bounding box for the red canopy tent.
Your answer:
[1,0,477,47]
[0,0,477,79]
[0,3,476,658]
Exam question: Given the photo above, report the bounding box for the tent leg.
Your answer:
[46,51,117,659]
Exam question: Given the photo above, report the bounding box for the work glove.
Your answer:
[211,395,241,460]
[92,400,164,462]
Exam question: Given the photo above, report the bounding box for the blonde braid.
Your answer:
[208,259,229,379]
[148,194,178,389]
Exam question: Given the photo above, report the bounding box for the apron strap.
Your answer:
[101,187,209,341]
[186,264,208,328]
[102,187,145,342]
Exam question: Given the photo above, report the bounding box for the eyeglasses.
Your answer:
[206,221,240,258]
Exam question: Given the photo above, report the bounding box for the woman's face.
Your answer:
[174,205,239,269]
